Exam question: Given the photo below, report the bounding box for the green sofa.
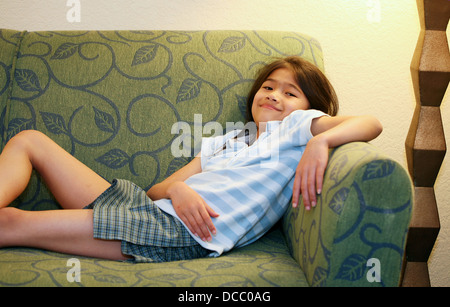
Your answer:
[0,29,412,287]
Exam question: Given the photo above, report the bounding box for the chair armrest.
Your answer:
[282,142,413,286]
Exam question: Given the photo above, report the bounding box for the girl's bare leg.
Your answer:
[0,130,110,209]
[0,207,129,260]
[0,130,128,260]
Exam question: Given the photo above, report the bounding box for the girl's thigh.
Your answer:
[15,130,111,209]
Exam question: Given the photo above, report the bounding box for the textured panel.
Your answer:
[403,0,450,287]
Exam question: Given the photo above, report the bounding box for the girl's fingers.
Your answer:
[204,204,219,235]
[301,175,312,210]
[292,171,301,208]
[315,165,325,196]
[307,168,317,208]
[182,214,199,238]
[190,203,218,242]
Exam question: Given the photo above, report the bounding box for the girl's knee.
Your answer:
[5,130,49,156]
[0,207,23,246]
[0,207,22,228]
[9,130,47,146]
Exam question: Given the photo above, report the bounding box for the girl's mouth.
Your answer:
[261,104,281,111]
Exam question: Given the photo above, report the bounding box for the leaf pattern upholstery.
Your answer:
[283,142,412,286]
[0,29,412,286]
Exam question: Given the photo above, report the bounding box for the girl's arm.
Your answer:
[292,115,383,210]
[147,156,202,200]
[147,156,219,242]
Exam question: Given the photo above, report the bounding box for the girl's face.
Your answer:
[251,68,310,130]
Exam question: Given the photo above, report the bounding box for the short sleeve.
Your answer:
[280,109,329,146]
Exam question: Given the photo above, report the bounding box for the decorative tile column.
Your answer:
[403,0,450,286]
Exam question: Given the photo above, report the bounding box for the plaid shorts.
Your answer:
[85,179,210,263]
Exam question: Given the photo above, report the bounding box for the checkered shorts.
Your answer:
[85,179,210,263]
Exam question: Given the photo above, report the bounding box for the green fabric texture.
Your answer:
[282,142,412,286]
[0,30,22,134]
[1,30,323,210]
[0,229,308,287]
[0,29,412,287]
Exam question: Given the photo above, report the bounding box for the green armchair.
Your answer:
[0,29,412,287]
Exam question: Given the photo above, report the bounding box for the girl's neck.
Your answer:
[257,122,267,139]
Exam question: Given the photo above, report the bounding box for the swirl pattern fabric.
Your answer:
[0,30,323,210]
[0,29,412,286]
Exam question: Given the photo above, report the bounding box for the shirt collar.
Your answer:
[265,120,281,133]
[235,120,281,146]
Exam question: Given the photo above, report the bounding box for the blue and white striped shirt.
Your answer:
[155,109,327,257]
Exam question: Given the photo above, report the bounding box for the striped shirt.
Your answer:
[155,109,327,257]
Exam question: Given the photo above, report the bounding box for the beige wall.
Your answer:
[1,0,449,286]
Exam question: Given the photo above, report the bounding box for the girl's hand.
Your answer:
[292,135,329,210]
[293,114,382,210]
[167,181,219,242]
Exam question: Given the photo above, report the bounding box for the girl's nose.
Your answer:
[267,92,278,102]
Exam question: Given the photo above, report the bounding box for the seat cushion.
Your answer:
[0,228,307,287]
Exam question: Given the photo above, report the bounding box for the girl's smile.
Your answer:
[260,103,281,111]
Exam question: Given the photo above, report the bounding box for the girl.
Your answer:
[0,56,382,262]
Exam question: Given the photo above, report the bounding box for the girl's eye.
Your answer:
[263,86,273,90]
[287,92,297,97]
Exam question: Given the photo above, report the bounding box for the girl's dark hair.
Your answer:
[245,56,339,122]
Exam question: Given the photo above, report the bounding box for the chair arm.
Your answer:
[282,142,413,286]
